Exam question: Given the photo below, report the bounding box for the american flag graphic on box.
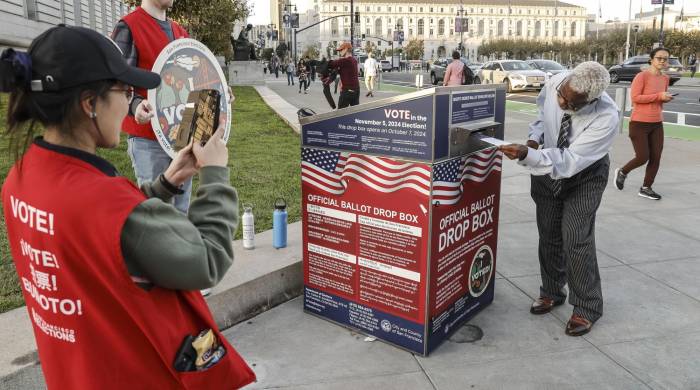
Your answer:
[432,148,502,205]
[301,148,431,196]
[302,148,501,205]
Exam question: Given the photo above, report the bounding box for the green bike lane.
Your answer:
[506,100,700,141]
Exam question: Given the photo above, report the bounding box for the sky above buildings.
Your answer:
[248,0,700,26]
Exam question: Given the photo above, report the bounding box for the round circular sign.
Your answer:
[468,245,494,298]
[148,38,231,158]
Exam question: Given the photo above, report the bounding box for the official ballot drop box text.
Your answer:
[300,85,506,355]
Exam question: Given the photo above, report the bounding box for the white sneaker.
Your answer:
[200,288,212,296]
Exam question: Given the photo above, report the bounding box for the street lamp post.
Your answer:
[283,3,297,60]
[351,0,355,54]
[625,0,632,60]
[395,23,403,70]
[456,5,466,57]
[658,1,666,46]
[633,25,639,55]
[267,23,277,49]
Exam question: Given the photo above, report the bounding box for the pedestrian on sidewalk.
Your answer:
[286,59,295,86]
[329,41,360,108]
[499,62,618,337]
[0,25,255,389]
[305,55,317,85]
[363,52,378,97]
[443,51,465,87]
[111,0,193,214]
[614,47,674,200]
[298,59,309,94]
[271,53,280,78]
[113,0,220,297]
[689,54,697,79]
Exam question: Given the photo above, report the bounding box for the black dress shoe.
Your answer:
[565,314,593,336]
[530,296,565,315]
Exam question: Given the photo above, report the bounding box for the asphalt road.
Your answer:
[378,71,700,126]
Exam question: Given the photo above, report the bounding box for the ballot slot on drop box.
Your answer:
[298,85,507,356]
[448,121,501,158]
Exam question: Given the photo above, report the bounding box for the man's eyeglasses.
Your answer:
[109,86,135,104]
[653,56,669,62]
[556,78,597,112]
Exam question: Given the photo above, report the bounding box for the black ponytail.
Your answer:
[1,48,115,162]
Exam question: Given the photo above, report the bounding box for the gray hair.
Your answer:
[568,61,610,101]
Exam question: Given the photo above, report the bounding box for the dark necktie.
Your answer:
[552,113,571,197]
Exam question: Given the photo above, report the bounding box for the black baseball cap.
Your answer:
[28,24,160,92]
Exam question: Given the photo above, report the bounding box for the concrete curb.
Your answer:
[0,85,308,387]
[0,220,304,387]
[254,85,301,134]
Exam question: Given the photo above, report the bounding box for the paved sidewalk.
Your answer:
[3,80,699,389]
[221,82,700,389]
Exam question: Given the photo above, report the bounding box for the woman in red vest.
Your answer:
[0,26,255,389]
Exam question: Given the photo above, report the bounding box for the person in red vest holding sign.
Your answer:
[0,26,255,389]
[111,0,192,214]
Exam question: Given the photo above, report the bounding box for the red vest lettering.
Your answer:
[120,7,188,140]
[2,144,255,389]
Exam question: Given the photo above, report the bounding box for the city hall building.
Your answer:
[316,0,587,60]
[1,0,132,48]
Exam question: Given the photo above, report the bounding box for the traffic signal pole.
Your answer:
[659,1,666,46]
[350,0,354,55]
[293,14,352,63]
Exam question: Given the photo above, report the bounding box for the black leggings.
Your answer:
[299,79,308,92]
[323,84,336,109]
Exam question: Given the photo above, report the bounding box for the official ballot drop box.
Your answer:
[299,85,506,355]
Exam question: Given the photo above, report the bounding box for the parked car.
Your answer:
[380,60,393,72]
[474,60,547,92]
[468,62,483,74]
[608,55,682,85]
[526,59,568,77]
[430,58,471,85]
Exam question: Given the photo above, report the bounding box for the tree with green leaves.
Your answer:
[123,0,249,61]
[364,40,377,55]
[303,45,320,60]
[404,39,424,60]
[326,41,337,59]
[261,48,274,61]
[276,42,289,59]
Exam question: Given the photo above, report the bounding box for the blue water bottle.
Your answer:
[273,198,288,249]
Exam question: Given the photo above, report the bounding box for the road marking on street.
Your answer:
[688,103,700,106]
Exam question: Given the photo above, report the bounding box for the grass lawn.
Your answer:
[0,86,300,313]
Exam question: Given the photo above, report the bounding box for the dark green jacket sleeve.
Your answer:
[120,166,238,290]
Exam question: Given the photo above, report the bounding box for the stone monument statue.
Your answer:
[231,24,257,61]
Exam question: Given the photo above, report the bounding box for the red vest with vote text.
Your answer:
[120,7,188,139]
[2,144,255,389]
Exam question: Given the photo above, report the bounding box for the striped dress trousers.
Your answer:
[530,155,609,322]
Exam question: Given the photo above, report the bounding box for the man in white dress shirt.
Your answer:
[500,62,619,337]
[363,52,379,97]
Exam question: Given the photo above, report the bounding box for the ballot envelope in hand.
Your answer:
[174,89,221,151]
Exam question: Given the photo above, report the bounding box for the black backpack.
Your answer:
[316,59,330,77]
[462,63,474,85]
